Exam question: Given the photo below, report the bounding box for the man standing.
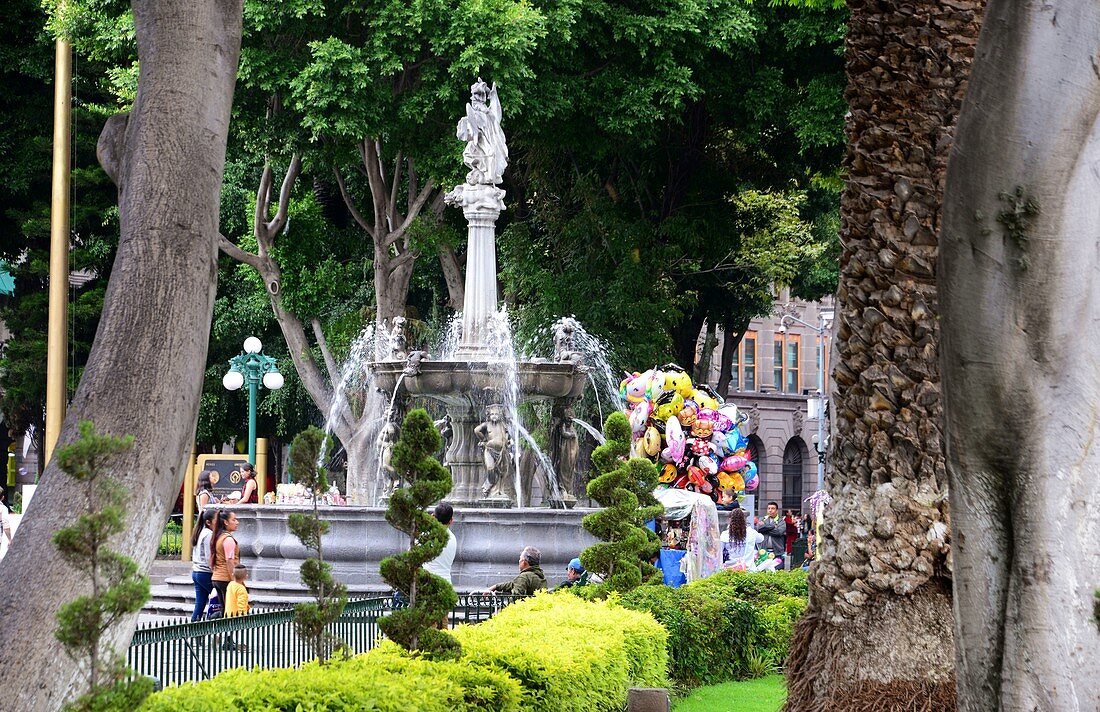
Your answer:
[756,501,786,565]
[423,503,457,585]
[489,546,546,597]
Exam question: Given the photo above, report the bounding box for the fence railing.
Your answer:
[128,593,519,688]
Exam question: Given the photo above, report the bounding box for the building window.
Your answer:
[743,332,757,391]
[773,334,801,393]
[782,440,803,513]
[729,330,757,392]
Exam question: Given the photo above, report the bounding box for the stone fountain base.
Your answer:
[227,504,599,595]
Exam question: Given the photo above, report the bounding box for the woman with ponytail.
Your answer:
[209,509,241,616]
[190,508,218,620]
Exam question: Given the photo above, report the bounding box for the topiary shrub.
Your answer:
[379,408,459,659]
[54,421,153,711]
[139,641,522,712]
[620,570,808,687]
[581,411,664,595]
[453,592,669,712]
[288,425,348,662]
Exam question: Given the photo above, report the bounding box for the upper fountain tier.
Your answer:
[372,358,586,407]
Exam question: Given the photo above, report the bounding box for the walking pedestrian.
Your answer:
[210,510,241,615]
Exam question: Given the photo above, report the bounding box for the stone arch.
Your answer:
[747,433,767,514]
[782,437,809,514]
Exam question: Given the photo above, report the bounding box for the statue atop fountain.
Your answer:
[369,81,588,507]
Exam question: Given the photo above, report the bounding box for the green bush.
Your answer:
[620,571,807,687]
[453,592,669,712]
[140,641,522,712]
[581,411,664,595]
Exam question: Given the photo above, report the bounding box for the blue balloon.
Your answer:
[726,429,748,452]
[744,461,758,479]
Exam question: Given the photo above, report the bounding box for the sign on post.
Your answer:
[196,454,251,499]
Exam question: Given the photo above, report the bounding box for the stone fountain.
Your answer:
[146,82,601,611]
[372,78,588,508]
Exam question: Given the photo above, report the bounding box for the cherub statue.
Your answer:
[388,317,408,361]
[553,320,585,365]
[377,412,399,495]
[474,403,513,499]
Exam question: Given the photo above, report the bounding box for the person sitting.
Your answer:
[488,546,546,597]
[553,557,589,591]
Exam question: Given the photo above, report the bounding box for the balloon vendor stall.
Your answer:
[620,364,763,586]
[619,364,759,504]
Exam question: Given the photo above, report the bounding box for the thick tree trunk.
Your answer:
[439,243,465,311]
[785,0,984,708]
[694,320,717,384]
[940,2,1100,708]
[0,1,242,708]
[716,317,748,396]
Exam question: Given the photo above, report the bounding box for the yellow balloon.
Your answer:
[643,426,662,457]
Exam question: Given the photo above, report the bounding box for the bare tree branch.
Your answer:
[391,178,437,243]
[333,166,373,234]
[388,151,404,228]
[253,163,274,242]
[265,154,302,239]
[312,318,338,383]
[362,139,388,237]
[217,233,264,271]
[407,158,419,216]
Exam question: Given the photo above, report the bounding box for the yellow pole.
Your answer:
[256,438,269,504]
[181,445,197,562]
[45,32,72,464]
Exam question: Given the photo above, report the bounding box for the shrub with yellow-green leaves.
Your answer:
[139,592,666,711]
[140,641,522,712]
[454,592,669,712]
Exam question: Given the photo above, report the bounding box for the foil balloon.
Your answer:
[697,454,719,475]
[712,411,733,432]
[710,433,731,457]
[678,405,698,428]
[663,416,686,462]
[690,438,711,456]
[720,454,748,472]
[744,461,758,480]
[718,404,741,426]
[630,399,651,435]
[653,390,685,421]
[659,463,678,484]
[745,474,759,492]
[687,466,707,488]
[730,472,745,492]
[691,419,715,439]
[624,370,655,404]
[643,426,662,457]
[692,389,719,412]
[718,472,736,490]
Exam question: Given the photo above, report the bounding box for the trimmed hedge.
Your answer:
[454,592,669,712]
[140,642,522,712]
[140,594,666,711]
[620,570,807,686]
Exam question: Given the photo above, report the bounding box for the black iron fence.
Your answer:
[128,593,518,688]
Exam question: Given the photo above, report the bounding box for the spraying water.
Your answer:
[484,308,524,505]
[571,418,606,445]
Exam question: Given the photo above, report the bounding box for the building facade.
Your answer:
[700,296,834,517]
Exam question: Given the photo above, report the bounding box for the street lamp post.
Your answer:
[779,309,834,491]
[222,336,284,464]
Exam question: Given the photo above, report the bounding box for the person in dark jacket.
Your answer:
[489,546,547,597]
[553,557,589,592]
[755,502,786,565]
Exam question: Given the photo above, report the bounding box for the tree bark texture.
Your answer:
[940,2,1100,709]
[0,1,242,708]
[785,0,984,708]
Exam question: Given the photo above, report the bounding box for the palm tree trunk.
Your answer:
[785,0,985,708]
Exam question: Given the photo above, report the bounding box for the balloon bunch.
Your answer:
[619,364,759,503]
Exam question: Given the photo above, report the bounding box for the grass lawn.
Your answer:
[672,675,787,712]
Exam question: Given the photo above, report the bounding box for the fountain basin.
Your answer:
[372,360,587,404]
[230,505,599,593]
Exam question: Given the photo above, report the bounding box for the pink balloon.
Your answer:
[721,455,748,472]
[745,474,759,491]
[697,408,718,422]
